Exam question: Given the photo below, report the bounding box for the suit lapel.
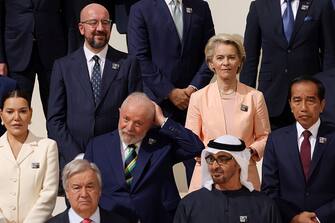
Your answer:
[96,47,119,108]
[286,125,307,182]
[109,133,128,187]
[308,124,328,180]
[271,0,290,48]
[75,49,95,105]
[289,0,313,45]
[130,136,153,192]
[212,82,227,134]
[181,0,192,54]
[16,132,36,164]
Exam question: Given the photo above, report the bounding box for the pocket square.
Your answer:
[304,16,313,22]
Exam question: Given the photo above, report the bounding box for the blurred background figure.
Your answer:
[0,90,59,223]
[0,76,16,136]
[186,34,270,191]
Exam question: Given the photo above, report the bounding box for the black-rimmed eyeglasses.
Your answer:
[205,155,234,165]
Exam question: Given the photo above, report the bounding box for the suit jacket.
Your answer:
[0,76,16,136]
[46,208,129,223]
[315,68,335,126]
[262,122,335,223]
[47,46,142,168]
[0,0,67,71]
[127,0,215,122]
[84,118,204,223]
[0,131,59,223]
[186,81,270,191]
[240,0,335,117]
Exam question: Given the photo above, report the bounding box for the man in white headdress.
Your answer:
[174,135,282,223]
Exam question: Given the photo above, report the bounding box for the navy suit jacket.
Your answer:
[47,46,142,168]
[0,76,16,135]
[0,0,67,71]
[84,118,204,223]
[240,0,335,117]
[45,208,129,223]
[315,68,335,126]
[262,122,335,223]
[127,0,214,122]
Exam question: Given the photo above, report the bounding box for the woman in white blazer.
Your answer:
[0,90,59,223]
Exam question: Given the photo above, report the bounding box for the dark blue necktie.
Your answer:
[91,55,102,104]
[283,0,294,42]
[124,144,138,185]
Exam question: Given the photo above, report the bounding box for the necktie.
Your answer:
[283,0,294,42]
[91,55,102,105]
[124,144,138,185]
[300,130,312,180]
[171,0,183,41]
[82,218,92,223]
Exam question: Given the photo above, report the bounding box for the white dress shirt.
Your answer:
[281,0,300,19]
[68,207,100,223]
[296,119,320,160]
[165,0,183,16]
[83,44,108,79]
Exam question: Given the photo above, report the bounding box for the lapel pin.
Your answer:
[319,137,327,144]
[32,162,40,169]
[240,104,248,112]
[148,138,157,145]
[186,7,192,13]
[112,63,120,70]
[240,216,248,222]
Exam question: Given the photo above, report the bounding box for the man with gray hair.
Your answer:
[84,92,204,223]
[174,135,282,223]
[46,159,128,223]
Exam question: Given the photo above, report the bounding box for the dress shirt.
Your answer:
[281,0,300,19]
[165,0,183,17]
[83,44,108,79]
[296,119,320,159]
[68,207,100,223]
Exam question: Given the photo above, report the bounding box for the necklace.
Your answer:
[218,81,237,99]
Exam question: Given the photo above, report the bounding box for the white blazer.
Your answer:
[0,131,59,223]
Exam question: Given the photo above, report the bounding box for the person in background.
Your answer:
[0,76,16,136]
[46,159,128,223]
[174,135,282,223]
[186,33,270,191]
[0,90,59,223]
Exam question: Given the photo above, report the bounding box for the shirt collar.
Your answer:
[296,118,321,139]
[68,207,100,223]
[83,44,108,62]
[166,0,182,5]
[121,140,141,152]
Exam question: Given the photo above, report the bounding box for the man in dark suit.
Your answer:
[0,0,68,116]
[240,0,335,130]
[127,0,215,184]
[0,76,16,136]
[262,76,335,223]
[84,92,204,223]
[46,159,128,223]
[47,3,142,170]
[315,68,335,126]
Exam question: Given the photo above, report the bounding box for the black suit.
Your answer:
[240,0,335,129]
[315,68,335,126]
[46,208,129,223]
[0,0,68,115]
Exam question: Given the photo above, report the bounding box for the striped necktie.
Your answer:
[124,144,138,185]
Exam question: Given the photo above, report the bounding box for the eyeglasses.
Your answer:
[81,19,112,27]
[205,155,233,165]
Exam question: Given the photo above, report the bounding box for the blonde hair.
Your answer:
[205,33,245,73]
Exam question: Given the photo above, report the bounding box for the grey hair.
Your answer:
[205,33,245,73]
[62,159,102,191]
[120,92,155,120]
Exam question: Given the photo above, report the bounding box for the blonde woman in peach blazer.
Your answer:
[0,90,59,223]
[186,34,270,191]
